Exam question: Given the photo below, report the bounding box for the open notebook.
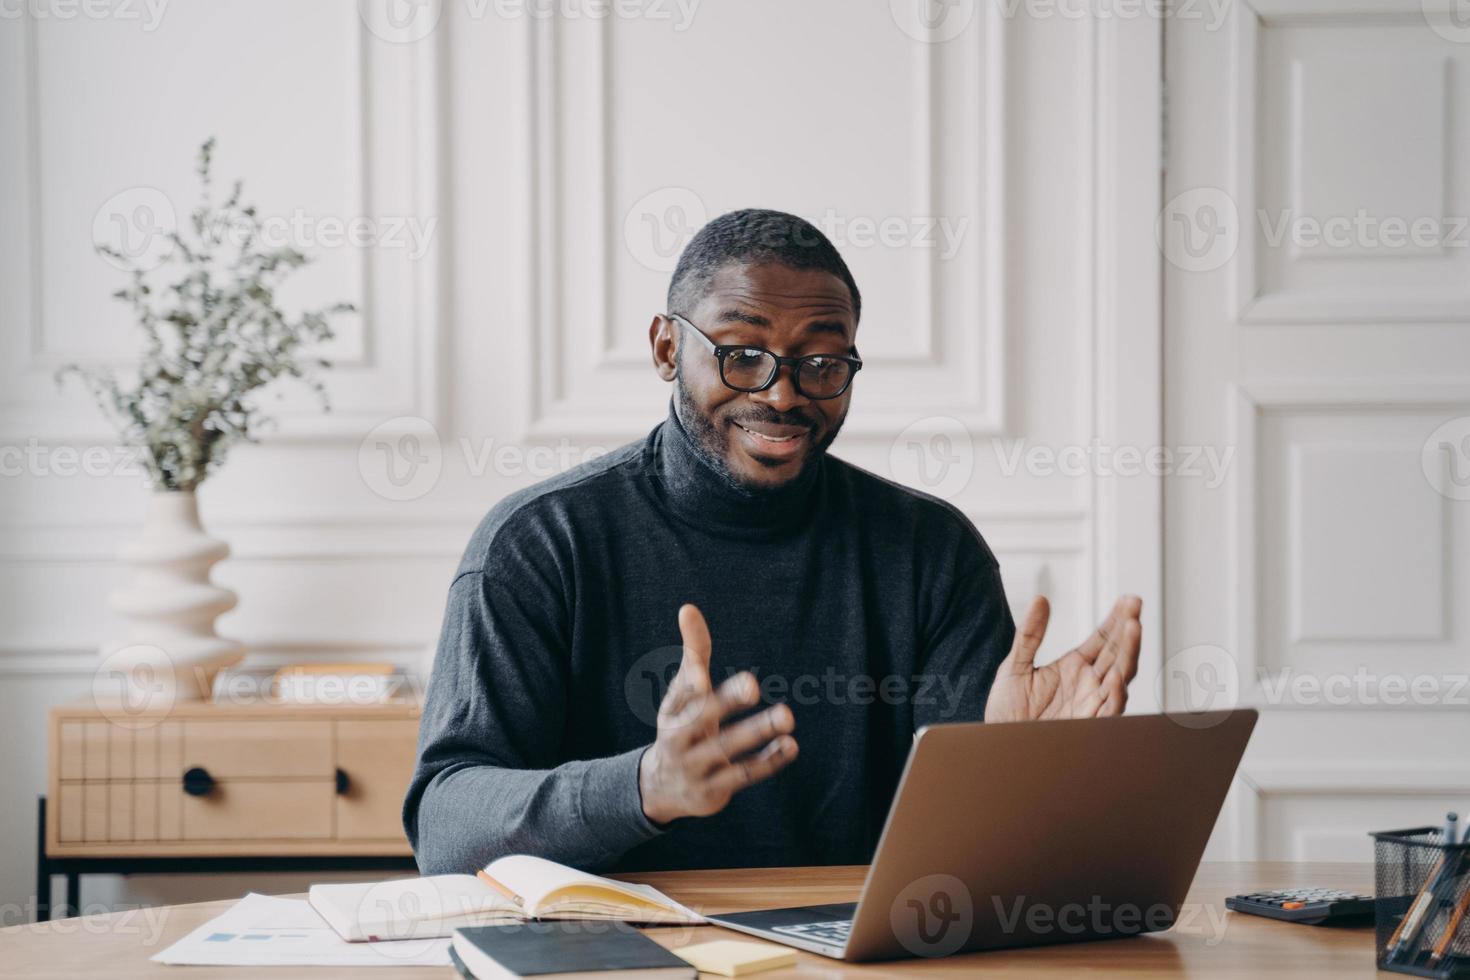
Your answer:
[310,855,705,942]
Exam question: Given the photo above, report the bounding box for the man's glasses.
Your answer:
[669,313,863,401]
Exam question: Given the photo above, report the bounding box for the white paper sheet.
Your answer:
[151,893,451,967]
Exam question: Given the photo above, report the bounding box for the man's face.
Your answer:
[651,262,859,491]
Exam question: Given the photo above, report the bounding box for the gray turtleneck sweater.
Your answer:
[403,409,1015,874]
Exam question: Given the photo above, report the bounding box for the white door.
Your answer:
[1164,0,1470,860]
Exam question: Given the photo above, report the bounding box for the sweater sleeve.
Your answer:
[914,523,1016,729]
[403,545,663,874]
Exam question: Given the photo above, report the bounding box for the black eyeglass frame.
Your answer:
[668,313,863,400]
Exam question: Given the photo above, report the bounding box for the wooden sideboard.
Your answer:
[38,697,422,920]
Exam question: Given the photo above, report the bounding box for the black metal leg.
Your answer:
[64,873,80,918]
[35,796,51,923]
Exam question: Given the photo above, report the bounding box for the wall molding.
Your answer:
[0,7,445,442]
[1227,0,1470,326]
[1228,380,1470,711]
[521,7,1008,440]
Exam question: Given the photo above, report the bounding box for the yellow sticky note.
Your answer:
[673,939,797,976]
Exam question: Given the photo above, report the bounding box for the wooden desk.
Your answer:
[1,862,1377,977]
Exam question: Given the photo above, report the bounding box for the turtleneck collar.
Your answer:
[646,401,825,539]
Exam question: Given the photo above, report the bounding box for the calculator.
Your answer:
[1225,888,1375,925]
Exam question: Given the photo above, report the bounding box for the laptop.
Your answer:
[708,708,1257,962]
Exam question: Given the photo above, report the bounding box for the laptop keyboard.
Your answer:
[772,919,853,947]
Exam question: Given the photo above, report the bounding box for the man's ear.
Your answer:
[650,315,678,382]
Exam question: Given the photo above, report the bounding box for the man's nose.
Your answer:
[749,363,810,413]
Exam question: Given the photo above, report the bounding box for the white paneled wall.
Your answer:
[1164,0,1470,863]
[0,1,1159,915]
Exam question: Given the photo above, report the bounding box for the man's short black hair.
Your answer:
[666,208,862,321]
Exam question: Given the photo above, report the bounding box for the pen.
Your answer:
[1387,816,1470,963]
[1428,881,1470,966]
[477,870,526,909]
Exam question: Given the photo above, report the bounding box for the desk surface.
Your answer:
[3,862,1378,978]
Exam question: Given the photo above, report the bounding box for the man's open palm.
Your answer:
[983,595,1143,723]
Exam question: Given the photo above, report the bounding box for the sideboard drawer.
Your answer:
[183,720,334,778]
[48,700,421,857]
[335,719,420,840]
[181,780,335,840]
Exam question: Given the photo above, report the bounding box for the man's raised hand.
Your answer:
[983,595,1143,723]
[638,604,799,825]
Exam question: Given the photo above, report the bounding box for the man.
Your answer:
[405,209,1141,874]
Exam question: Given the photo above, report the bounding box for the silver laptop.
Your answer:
[708,709,1257,962]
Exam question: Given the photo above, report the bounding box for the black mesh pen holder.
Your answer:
[1373,827,1470,977]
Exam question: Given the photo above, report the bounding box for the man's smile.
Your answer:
[732,418,811,460]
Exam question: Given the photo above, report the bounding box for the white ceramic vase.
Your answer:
[101,490,245,700]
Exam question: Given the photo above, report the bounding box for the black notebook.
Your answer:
[451,924,695,980]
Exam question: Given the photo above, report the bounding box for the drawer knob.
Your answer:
[335,768,350,795]
[182,767,215,797]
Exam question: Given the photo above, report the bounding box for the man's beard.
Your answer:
[674,375,844,494]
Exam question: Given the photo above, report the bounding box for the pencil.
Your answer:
[1386,851,1448,955]
[477,870,526,909]
[1428,867,1470,965]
